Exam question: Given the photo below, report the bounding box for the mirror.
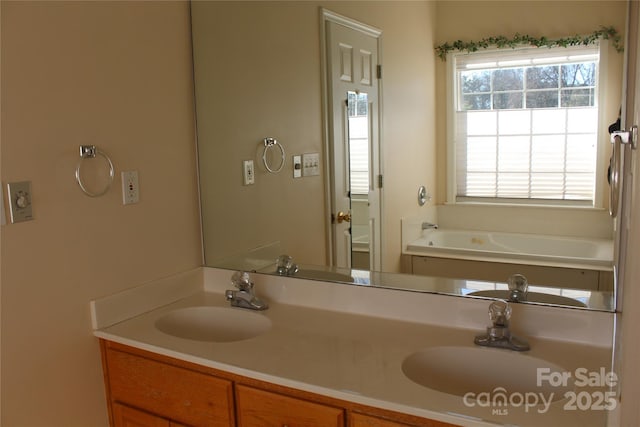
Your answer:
[192,1,626,311]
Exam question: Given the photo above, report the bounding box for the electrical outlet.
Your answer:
[243,160,255,185]
[121,171,139,205]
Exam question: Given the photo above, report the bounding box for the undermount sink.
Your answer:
[468,290,587,308]
[155,306,271,342]
[402,346,571,402]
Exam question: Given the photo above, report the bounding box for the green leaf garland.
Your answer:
[435,26,623,61]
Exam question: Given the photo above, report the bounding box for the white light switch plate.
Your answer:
[302,153,320,176]
[293,155,302,178]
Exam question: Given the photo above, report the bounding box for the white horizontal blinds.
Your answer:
[348,92,370,195]
[454,45,599,203]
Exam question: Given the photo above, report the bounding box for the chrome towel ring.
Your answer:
[262,137,285,173]
[75,145,115,197]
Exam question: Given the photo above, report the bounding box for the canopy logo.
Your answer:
[462,367,618,416]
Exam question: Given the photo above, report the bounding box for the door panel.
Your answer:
[325,15,381,270]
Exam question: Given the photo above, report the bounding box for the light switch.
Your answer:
[302,153,320,177]
[293,155,302,178]
[7,181,33,223]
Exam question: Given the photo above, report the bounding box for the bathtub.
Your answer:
[406,229,613,269]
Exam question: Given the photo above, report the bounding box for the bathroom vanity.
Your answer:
[100,340,453,427]
[92,268,614,427]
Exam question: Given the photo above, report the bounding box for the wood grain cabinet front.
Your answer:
[235,384,345,427]
[350,412,455,427]
[104,346,234,427]
[100,340,459,427]
[112,403,187,427]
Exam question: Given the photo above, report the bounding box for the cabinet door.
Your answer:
[112,403,171,427]
[350,412,458,427]
[106,348,234,427]
[236,384,344,427]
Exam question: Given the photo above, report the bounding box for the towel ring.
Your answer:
[262,137,285,173]
[75,145,115,197]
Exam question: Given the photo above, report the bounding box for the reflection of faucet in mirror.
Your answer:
[276,255,299,276]
[474,301,530,351]
[191,1,622,312]
[225,271,269,310]
[508,273,529,303]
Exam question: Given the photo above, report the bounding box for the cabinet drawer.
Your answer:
[350,412,456,427]
[112,403,171,427]
[236,384,345,427]
[106,348,234,427]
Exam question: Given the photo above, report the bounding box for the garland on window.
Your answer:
[435,26,623,61]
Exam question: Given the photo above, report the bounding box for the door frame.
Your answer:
[319,8,384,270]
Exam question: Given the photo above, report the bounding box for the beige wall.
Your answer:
[0,2,202,426]
[434,1,627,205]
[194,1,436,272]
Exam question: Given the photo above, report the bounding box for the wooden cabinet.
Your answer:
[100,340,458,427]
[236,384,344,426]
[350,412,452,427]
[104,343,234,426]
[112,403,187,427]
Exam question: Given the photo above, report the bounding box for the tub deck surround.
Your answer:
[92,267,614,427]
[404,229,613,271]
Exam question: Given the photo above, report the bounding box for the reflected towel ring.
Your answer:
[75,145,115,197]
[262,137,285,173]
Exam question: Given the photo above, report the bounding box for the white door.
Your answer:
[324,11,382,270]
[614,3,640,425]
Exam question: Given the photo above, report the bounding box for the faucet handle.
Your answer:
[231,271,254,291]
[488,300,511,327]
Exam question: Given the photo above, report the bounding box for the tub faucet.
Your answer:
[225,271,268,310]
[474,300,530,351]
[275,254,299,276]
[421,222,438,230]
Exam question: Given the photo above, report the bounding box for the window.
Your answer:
[348,91,370,195]
[450,45,601,205]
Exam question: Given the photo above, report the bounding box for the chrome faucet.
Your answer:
[421,222,438,230]
[275,254,299,276]
[474,300,530,351]
[225,271,268,310]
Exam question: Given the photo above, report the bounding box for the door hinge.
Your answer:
[377,65,382,79]
[378,174,383,188]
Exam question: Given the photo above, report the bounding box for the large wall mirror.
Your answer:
[191,1,628,311]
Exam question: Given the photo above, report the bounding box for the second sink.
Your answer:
[402,346,571,402]
[155,306,271,342]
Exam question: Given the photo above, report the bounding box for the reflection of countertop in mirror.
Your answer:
[92,267,614,427]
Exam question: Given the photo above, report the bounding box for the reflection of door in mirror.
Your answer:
[348,91,371,270]
[325,12,381,271]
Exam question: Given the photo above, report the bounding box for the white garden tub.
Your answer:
[406,229,613,269]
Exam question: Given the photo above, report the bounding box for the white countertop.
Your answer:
[92,267,614,427]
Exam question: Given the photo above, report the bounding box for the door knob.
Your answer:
[336,211,351,223]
